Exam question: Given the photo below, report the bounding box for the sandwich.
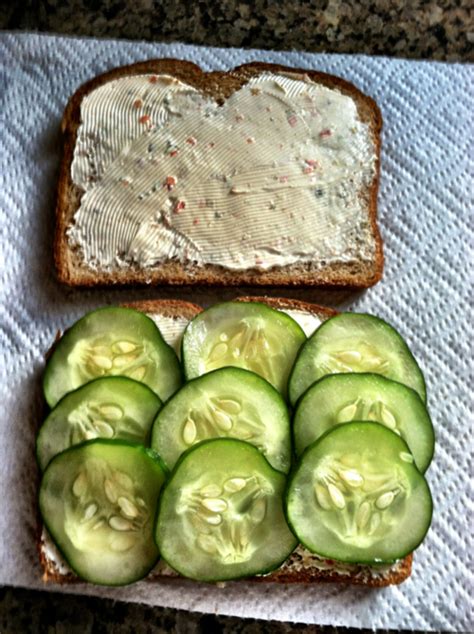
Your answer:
[37,297,433,587]
[55,60,383,288]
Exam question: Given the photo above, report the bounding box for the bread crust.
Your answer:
[55,60,384,289]
[235,295,338,319]
[38,297,412,588]
[121,298,203,320]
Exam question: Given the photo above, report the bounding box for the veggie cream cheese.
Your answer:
[69,73,377,271]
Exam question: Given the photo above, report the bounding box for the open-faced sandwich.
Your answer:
[37,298,433,587]
[56,61,383,288]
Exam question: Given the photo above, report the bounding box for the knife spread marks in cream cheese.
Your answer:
[69,73,377,271]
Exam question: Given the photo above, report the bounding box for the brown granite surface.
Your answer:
[0,586,409,633]
[1,0,473,61]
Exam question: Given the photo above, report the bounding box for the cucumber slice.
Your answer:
[293,373,434,473]
[151,367,291,473]
[155,439,297,581]
[182,302,305,397]
[286,422,432,564]
[37,377,162,471]
[43,307,181,407]
[39,440,167,585]
[289,313,426,405]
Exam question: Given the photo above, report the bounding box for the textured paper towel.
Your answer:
[0,32,472,631]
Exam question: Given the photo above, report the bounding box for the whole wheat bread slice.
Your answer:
[38,297,411,587]
[55,60,384,289]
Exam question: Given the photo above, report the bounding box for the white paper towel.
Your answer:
[0,32,472,631]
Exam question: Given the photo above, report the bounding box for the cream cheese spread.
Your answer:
[147,314,190,353]
[281,308,321,336]
[69,72,377,271]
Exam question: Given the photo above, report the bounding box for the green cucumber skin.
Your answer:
[181,301,306,397]
[36,376,163,471]
[292,373,435,473]
[285,422,433,565]
[43,306,182,407]
[288,312,427,405]
[39,439,168,586]
[155,438,298,582]
[150,366,292,473]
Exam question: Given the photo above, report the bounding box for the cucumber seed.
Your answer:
[250,498,267,523]
[93,421,114,438]
[380,403,397,430]
[314,483,332,510]
[99,404,123,420]
[336,400,358,422]
[109,515,134,531]
[182,418,197,445]
[327,483,346,509]
[72,471,87,497]
[104,478,118,504]
[212,409,233,431]
[204,513,223,526]
[83,503,98,521]
[208,342,228,361]
[200,483,223,497]
[338,468,364,487]
[216,399,241,415]
[355,501,371,529]
[118,496,139,518]
[113,341,137,354]
[375,491,395,509]
[201,498,228,513]
[223,477,247,493]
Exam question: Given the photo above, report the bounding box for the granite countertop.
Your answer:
[1,0,473,62]
[1,586,359,634]
[0,1,472,632]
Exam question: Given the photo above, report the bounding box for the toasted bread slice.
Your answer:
[38,297,411,587]
[56,60,383,288]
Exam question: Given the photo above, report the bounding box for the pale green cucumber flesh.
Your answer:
[155,439,298,581]
[293,373,434,472]
[37,377,162,471]
[289,313,426,405]
[286,422,433,564]
[151,367,291,473]
[182,302,306,398]
[39,440,167,586]
[43,307,181,407]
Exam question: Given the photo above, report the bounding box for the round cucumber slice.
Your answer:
[39,440,167,585]
[151,368,291,473]
[43,307,181,407]
[293,373,434,473]
[289,313,426,405]
[182,301,306,398]
[286,422,432,564]
[37,377,162,471]
[155,439,297,581]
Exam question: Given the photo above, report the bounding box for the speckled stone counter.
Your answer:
[1,0,473,62]
[1,586,388,633]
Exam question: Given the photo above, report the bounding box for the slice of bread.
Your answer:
[56,60,383,288]
[38,297,412,587]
